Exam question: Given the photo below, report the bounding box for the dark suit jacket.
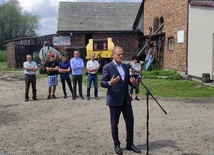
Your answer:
[101,61,132,106]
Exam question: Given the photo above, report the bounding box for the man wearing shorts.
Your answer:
[46,53,59,99]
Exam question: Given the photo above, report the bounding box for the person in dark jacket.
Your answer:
[101,46,141,155]
[58,55,73,98]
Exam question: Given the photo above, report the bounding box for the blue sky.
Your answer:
[0,0,143,35]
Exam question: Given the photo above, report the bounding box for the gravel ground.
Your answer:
[0,72,214,155]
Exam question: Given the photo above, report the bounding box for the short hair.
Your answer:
[112,46,123,54]
[132,55,138,60]
[90,53,95,56]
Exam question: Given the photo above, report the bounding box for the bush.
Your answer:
[0,50,7,62]
[168,74,182,80]
[142,69,182,80]
[157,70,177,76]
[142,70,157,76]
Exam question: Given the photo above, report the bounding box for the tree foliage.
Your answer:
[0,0,39,49]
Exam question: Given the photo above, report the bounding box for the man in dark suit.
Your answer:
[101,46,141,155]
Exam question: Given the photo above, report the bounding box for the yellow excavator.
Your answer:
[86,38,114,72]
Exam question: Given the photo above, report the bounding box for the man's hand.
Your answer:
[26,67,35,71]
[130,77,137,86]
[109,75,120,85]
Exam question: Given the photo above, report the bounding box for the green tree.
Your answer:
[0,0,39,50]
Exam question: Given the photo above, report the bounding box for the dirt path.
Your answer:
[0,74,214,155]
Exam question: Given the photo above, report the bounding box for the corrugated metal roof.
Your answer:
[57,2,141,32]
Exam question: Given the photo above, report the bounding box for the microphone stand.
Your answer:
[128,64,167,154]
[139,79,167,155]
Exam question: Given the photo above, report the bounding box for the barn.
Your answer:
[4,2,143,68]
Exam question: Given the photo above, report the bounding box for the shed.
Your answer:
[4,35,56,68]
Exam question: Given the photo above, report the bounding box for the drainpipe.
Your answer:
[186,0,190,75]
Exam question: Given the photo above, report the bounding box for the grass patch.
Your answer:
[95,71,214,98]
[0,50,7,62]
[142,69,182,80]
[0,62,22,71]
[139,69,214,98]
[139,79,214,98]
[1,62,213,98]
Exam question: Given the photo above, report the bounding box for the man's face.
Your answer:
[90,54,95,61]
[49,55,55,61]
[61,56,66,62]
[26,55,32,62]
[74,51,79,58]
[112,47,123,64]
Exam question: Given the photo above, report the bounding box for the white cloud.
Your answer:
[2,0,142,35]
[18,0,60,35]
[19,0,59,13]
[36,17,58,36]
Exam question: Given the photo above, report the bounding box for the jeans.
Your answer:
[87,74,98,98]
[129,78,140,94]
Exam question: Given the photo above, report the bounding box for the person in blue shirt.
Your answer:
[70,50,85,100]
[58,55,74,98]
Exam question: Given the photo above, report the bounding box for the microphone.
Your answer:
[126,63,137,72]
[126,63,131,69]
[126,63,140,79]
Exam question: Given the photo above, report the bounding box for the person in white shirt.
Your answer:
[86,53,100,100]
[23,54,38,102]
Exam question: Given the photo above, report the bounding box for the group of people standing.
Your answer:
[23,50,100,101]
[23,46,142,154]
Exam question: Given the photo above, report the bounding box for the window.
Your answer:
[93,39,108,51]
[168,37,174,50]
[153,17,159,33]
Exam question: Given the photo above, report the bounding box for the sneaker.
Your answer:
[33,98,39,101]
[64,95,67,99]
[72,97,76,100]
[80,96,84,100]
[52,94,57,99]
[95,97,99,100]
[135,97,140,101]
[25,98,29,102]
[87,97,90,100]
[47,95,51,99]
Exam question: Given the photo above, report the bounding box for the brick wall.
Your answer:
[6,42,16,68]
[70,34,86,47]
[5,33,141,68]
[69,33,140,61]
[144,0,188,72]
